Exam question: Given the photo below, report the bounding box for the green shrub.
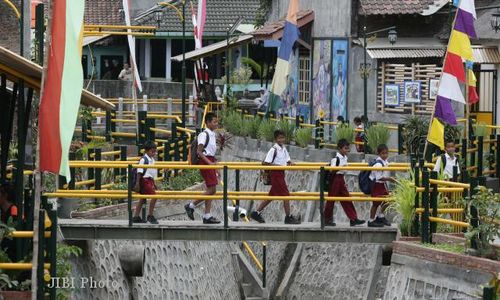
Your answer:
[402,116,429,157]
[444,123,463,142]
[294,127,312,148]
[465,187,500,259]
[474,122,488,137]
[335,124,355,143]
[258,120,276,142]
[222,112,243,135]
[365,124,390,154]
[388,172,416,236]
[167,169,203,191]
[241,117,261,138]
[276,120,295,143]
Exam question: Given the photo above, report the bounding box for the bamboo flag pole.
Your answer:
[31,0,54,296]
[422,0,462,159]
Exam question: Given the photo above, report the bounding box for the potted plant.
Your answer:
[335,124,355,143]
[401,116,429,158]
[365,124,390,154]
[388,172,417,237]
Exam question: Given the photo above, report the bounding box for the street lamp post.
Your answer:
[359,25,397,123]
[181,1,186,127]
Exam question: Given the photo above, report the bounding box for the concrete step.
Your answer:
[245,297,263,300]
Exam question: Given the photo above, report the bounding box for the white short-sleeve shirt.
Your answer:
[264,144,290,166]
[433,153,460,178]
[369,157,390,183]
[198,128,217,157]
[137,154,157,179]
[330,152,348,175]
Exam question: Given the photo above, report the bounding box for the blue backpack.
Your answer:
[358,159,383,195]
[132,155,149,188]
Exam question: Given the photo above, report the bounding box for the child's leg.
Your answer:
[203,185,216,214]
[256,200,272,212]
[323,201,335,222]
[283,200,290,216]
[370,201,381,219]
[148,199,157,216]
[134,199,145,217]
[339,201,357,220]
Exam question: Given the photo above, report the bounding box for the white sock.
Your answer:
[370,218,375,222]
[203,213,211,219]
[377,213,385,218]
[189,203,195,209]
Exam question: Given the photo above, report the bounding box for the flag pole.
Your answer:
[422,0,462,159]
[31,0,54,296]
[465,70,470,140]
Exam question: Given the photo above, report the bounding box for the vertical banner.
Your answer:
[282,48,299,117]
[312,39,332,120]
[331,39,348,121]
[122,0,142,92]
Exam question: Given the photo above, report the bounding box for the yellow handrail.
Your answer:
[428,217,469,228]
[0,263,50,270]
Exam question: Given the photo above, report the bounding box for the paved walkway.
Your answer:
[58,219,397,244]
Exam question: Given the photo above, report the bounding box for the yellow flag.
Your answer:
[468,69,477,87]
[428,118,445,150]
[449,30,473,61]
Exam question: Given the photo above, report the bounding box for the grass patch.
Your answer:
[422,243,465,254]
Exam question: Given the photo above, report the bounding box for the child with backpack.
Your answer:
[250,130,301,224]
[367,144,395,227]
[133,141,159,224]
[323,139,365,227]
[184,112,221,224]
[433,140,460,179]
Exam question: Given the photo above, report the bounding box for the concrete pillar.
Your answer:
[145,39,151,79]
[166,39,172,81]
[188,95,194,126]
[118,97,124,131]
[142,95,148,112]
[96,94,102,125]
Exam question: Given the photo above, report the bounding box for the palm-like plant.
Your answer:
[388,172,416,236]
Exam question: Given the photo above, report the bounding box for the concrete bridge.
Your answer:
[58,219,397,244]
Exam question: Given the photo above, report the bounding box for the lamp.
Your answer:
[359,62,372,79]
[388,29,398,45]
[491,9,500,33]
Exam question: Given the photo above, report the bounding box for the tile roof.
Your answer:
[135,0,260,35]
[252,10,314,40]
[359,0,446,15]
[84,0,124,25]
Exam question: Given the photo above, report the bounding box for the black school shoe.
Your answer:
[350,219,366,226]
[203,216,221,224]
[132,216,145,223]
[324,219,336,226]
[376,217,391,226]
[367,220,384,227]
[184,204,195,220]
[284,215,301,225]
[147,215,159,224]
[250,211,266,223]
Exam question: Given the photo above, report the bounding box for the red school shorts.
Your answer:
[140,177,156,195]
[371,182,388,204]
[199,156,218,187]
[269,170,290,196]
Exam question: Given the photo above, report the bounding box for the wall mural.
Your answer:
[312,39,332,120]
[331,40,348,121]
[281,48,300,117]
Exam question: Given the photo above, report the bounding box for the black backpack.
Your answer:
[324,157,340,190]
[132,155,149,189]
[190,131,210,165]
[358,159,384,195]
